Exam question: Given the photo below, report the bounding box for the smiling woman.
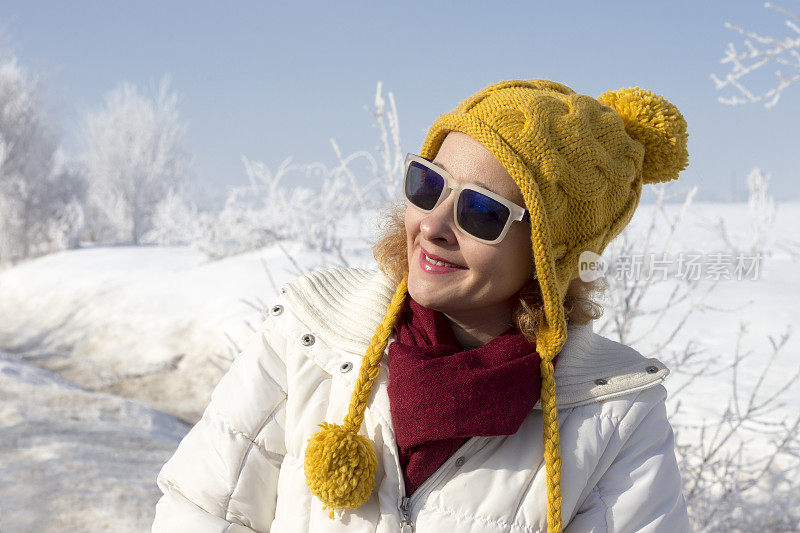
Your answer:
[372,132,612,354]
[153,79,691,533]
[376,149,605,353]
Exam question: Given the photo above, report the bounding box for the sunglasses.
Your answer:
[403,153,530,245]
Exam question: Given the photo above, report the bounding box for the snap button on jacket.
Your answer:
[152,267,690,532]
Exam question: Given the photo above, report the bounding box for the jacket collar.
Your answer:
[281,267,670,409]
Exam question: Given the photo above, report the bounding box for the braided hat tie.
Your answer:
[304,276,409,518]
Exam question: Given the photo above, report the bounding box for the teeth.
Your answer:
[424,253,461,268]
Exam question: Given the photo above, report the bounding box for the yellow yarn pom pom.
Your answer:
[597,87,689,184]
[304,421,377,519]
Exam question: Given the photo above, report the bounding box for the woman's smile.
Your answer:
[418,246,468,274]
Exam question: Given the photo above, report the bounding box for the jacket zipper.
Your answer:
[399,496,413,533]
[397,436,492,532]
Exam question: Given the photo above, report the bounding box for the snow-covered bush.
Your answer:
[598,183,799,531]
[195,156,352,259]
[139,187,202,246]
[747,166,777,257]
[196,81,404,262]
[0,50,85,266]
[80,76,193,245]
[674,324,800,532]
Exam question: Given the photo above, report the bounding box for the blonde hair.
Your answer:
[371,202,608,343]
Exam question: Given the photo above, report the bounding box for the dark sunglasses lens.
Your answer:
[405,161,444,210]
[457,189,510,241]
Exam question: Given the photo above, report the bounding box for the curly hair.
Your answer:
[371,201,608,343]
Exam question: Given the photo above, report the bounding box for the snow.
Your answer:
[0,201,798,531]
[0,354,189,532]
[0,240,366,423]
[613,201,800,424]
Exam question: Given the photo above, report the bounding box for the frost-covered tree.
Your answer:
[711,2,800,108]
[140,186,200,246]
[747,166,777,256]
[0,49,85,265]
[80,77,192,244]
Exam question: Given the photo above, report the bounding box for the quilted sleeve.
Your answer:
[151,310,289,533]
[565,385,692,533]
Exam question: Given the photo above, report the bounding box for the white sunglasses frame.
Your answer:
[403,153,530,246]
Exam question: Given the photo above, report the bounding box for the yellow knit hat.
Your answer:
[304,79,689,531]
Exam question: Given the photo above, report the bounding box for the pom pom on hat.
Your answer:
[597,87,689,184]
[304,421,378,519]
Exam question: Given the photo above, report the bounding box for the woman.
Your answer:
[152,79,691,532]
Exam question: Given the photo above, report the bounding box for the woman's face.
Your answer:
[405,131,535,320]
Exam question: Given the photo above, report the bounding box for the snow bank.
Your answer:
[0,243,341,422]
[0,354,189,532]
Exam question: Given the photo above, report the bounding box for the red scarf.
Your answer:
[387,295,554,496]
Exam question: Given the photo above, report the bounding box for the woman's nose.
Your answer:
[419,194,457,242]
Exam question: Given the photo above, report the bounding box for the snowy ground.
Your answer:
[0,211,378,425]
[0,355,189,532]
[609,200,800,426]
[0,202,797,531]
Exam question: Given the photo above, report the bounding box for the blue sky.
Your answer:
[2,0,799,202]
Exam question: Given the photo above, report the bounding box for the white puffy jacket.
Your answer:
[152,267,691,532]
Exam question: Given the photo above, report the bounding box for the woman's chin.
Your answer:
[408,279,454,310]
